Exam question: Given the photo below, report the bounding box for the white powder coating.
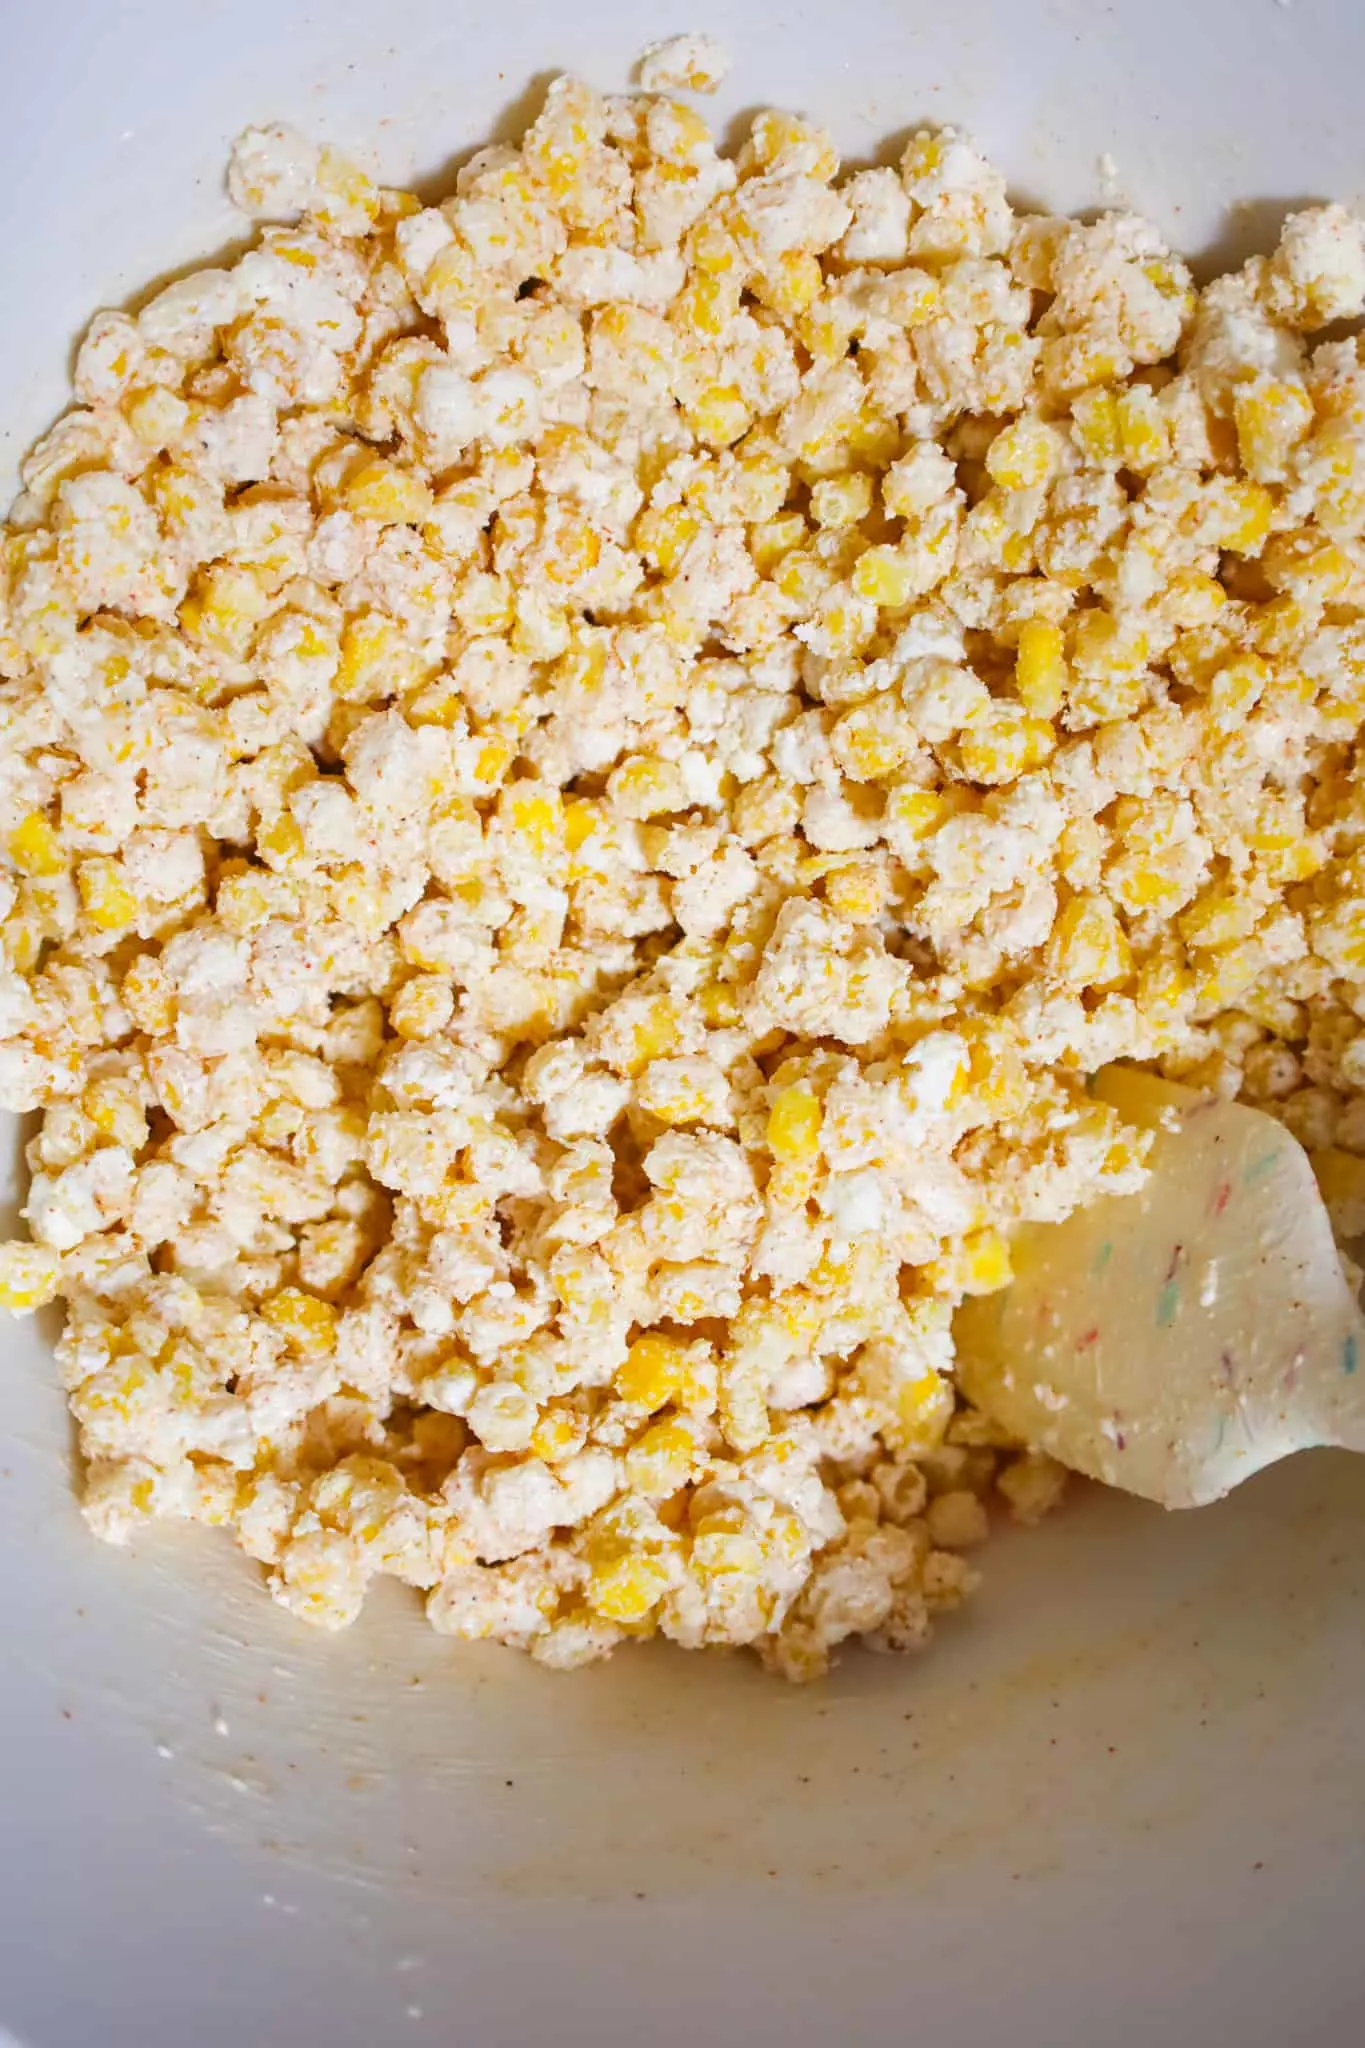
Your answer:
[2,45,1365,1680]
[637,34,731,95]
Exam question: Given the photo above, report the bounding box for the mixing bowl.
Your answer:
[3,4,1364,2042]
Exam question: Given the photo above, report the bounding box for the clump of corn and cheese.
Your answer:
[4,59,1365,1681]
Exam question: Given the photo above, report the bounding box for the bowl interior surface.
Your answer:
[3,6,1365,2043]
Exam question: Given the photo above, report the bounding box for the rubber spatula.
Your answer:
[954,1065,1365,1508]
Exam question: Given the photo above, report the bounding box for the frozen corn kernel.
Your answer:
[77,857,138,932]
[1049,894,1133,991]
[343,458,434,524]
[810,473,874,529]
[959,1229,1013,1297]
[687,385,751,449]
[625,1416,696,1496]
[852,544,916,609]
[8,811,66,878]
[1116,387,1169,472]
[390,974,455,1040]
[1234,377,1313,483]
[1014,618,1067,715]
[615,1333,690,1412]
[0,1242,62,1313]
[767,1082,822,1162]
[261,1289,339,1357]
[985,417,1059,490]
[588,1551,671,1623]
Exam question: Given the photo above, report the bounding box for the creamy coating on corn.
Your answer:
[5,54,1365,1680]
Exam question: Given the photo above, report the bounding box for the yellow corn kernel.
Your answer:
[852,544,916,609]
[471,736,514,790]
[1116,387,1170,472]
[750,249,823,321]
[692,1515,763,1578]
[529,1405,587,1464]
[749,109,838,178]
[1234,377,1313,483]
[563,798,604,856]
[258,811,306,866]
[959,1227,1013,1296]
[1179,884,1258,951]
[791,299,849,365]
[687,217,740,276]
[616,1332,689,1412]
[3,900,44,974]
[811,595,877,658]
[626,1416,696,1497]
[181,563,272,658]
[1163,568,1227,629]
[678,271,739,339]
[343,458,434,524]
[719,1345,770,1451]
[77,856,138,932]
[121,955,174,1035]
[1136,948,1193,1026]
[1071,388,1121,464]
[984,417,1059,490]
[958,710,1055,784]
[1014,617,1068,716]
[750,512,807,575]
[773,547,832,606]
[390,973,454,1040]
[637,502,701,575]
[767,1081,822,1163]
[824,861,888,921]
[1107,857,1190,916]
[1209,651,1268,728]
[0,1241,62,1314]
[1071,608,1148,679]
[810,473,874,530]
[1219,479,1275,556]
[84,1075,148,1149]
[624,998,681,1069]
[501,786,564,856]
[587,1551,671,1624]
[607,754,688,820]
[1049,893,1133,990]
[124,384,190,450]
[7,810,65,878]
[1288,539,1355,605]
[687,384,751,449]
[316,144,380,229]
[1043,334,1125,396]
[335,612,421,702]
[884,786,957,846]
[261,1288,339,1357]
[697,977,740,1027]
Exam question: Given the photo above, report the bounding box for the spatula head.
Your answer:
[955,1067,1365,1508]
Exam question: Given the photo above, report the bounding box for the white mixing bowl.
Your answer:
[3,5,1364,2042]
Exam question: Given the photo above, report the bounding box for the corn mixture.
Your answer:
[5,50,1365,1680]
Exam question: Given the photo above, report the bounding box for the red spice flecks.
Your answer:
[1076,1325,1100,1349]
[1211,1180,1232,1218]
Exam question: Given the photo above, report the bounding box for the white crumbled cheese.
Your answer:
[228,124,324,219]
[6,55,1365,1682]
[637,33,731,95]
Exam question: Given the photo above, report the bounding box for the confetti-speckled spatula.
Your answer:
[954,1066,1365,1508]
